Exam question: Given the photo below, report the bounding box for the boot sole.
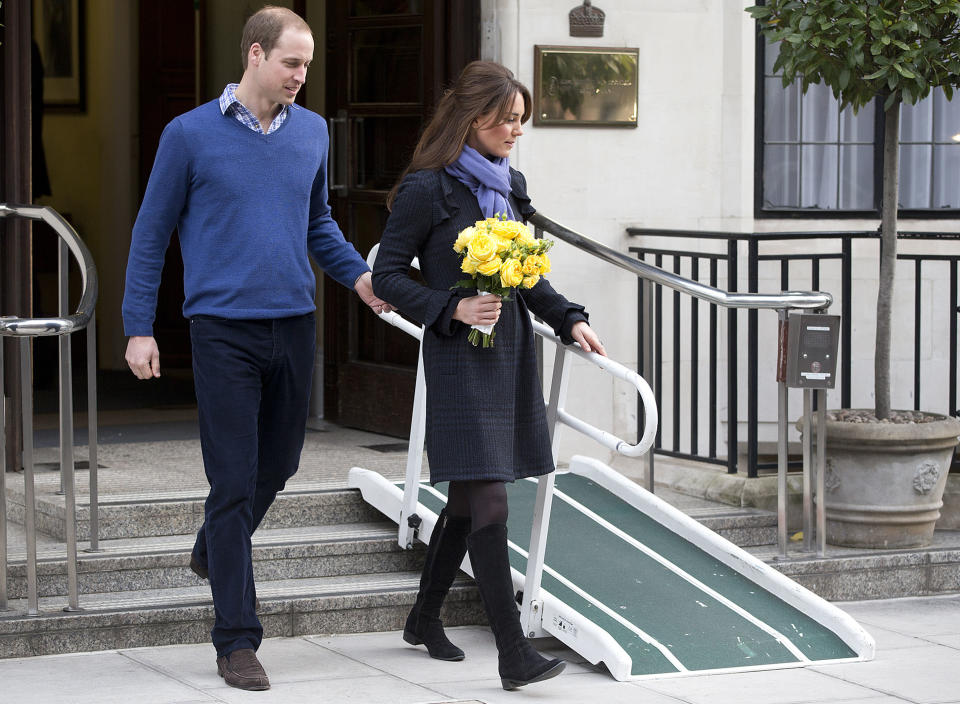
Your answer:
[402,630,465,661]
[501,660,566,690]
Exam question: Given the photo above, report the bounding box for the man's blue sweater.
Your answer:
[122,100,369,337]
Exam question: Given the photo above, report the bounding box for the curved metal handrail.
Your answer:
[0,204,99,336]
[529,212,833,311]
[530,319,658,458]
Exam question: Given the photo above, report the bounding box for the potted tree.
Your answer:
[747,0,960,548]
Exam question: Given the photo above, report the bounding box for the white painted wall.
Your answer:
[484,1,960,466]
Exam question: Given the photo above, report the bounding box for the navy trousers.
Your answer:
[188,313,315,656]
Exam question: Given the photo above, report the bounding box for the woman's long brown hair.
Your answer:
[386,61,532,210]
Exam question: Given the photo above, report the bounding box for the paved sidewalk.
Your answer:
[1,594,956,704]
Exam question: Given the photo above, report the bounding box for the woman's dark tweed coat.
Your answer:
[372,167,587,484]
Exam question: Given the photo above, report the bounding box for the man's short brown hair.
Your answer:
[240,5,312,69]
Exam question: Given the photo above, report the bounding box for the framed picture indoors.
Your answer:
[534,45,638,127]
[33,0,86,111]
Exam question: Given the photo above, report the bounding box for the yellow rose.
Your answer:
[491,219,523,240]
[461,256,479,275]
[494,236,512,253]
[500,258,524,288]
[453,226,477,253]
[476,218,497,231]
[539,253,552,274]
[522,274,540,289]
[522,255,541,276]
[516,227,537,247]
[477,257,502,276]
[467,232,498,262]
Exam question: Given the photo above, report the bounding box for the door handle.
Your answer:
[328,109,348,195]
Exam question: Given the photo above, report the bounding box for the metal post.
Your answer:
[777,309,789,558]
[802,388,814,553]
[58,242,80,611]
[643,278,655,492]
[0,336,7,610]
[521,344,570,637]
[816,389,827,557]
[85,312,99,552]
[20,338,39,616]
[399,346,427,549]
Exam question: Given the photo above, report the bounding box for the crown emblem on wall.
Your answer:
[569,1,605,37]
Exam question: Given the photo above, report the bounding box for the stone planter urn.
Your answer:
[798,410,960,549]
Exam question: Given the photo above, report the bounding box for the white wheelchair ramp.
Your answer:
[350,243,873,680]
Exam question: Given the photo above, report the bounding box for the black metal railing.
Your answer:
[629,227,960,477]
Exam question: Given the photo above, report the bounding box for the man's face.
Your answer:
[251,28,314,106]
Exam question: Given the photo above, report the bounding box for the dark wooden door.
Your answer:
[138,0,200,370]
[323,0,478,436]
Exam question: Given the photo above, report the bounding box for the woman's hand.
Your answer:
[453,294,502,326]
[572,321,606,356]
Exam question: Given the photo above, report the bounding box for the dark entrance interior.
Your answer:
[323,0,479,437]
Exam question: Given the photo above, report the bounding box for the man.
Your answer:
[122,5,392,691]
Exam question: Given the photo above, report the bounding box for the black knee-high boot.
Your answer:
[403,509,472,661]
[467,523,566,690]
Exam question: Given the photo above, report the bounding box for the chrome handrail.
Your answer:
[0,204,98,336]
[529,212,833,311]
[531,211,833,560]
[1,202,100,616]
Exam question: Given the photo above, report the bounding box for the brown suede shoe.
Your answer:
[216,648,270,691]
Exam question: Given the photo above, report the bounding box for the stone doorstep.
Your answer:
[613,454,849,530]
[3,486,384,541]
[2,525,424,600]
[758,545,960,601]
[0,577,484,659]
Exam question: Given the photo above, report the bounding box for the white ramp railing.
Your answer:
[364,244,659,638]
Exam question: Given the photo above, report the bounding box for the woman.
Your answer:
[372,61,605,691]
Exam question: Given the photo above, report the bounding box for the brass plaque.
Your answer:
[534,46,638,127]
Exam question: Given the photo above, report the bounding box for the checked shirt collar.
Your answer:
[219,83,290,135]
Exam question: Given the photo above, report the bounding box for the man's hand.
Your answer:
[355,271,395,314]
[571,321,606,356]
[126,336,161,379]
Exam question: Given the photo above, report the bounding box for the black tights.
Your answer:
[445,480,508,531]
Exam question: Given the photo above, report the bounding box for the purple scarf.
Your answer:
[445,144,515,219]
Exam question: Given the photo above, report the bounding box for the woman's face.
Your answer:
[466,91,525,159]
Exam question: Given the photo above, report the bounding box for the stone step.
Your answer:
[754,538,960,601]
[3,523,421,600]
[0,572,485,659]
[681,506,777,547]
[4,484,382,541]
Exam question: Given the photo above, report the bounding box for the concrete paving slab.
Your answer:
[856,623,936,651]
[431,672,684,704]
[0,595,959,703]
[923,633,960,649]
[1,650,216,704]
[810,644,960,703]
[838,595,960,638]
[822,698,921,704]
[123,637,380,688]
[203,673,448,703]
[638,667,882,704]
[307,628,593,685]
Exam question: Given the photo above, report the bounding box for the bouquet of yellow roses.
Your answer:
[451,213,553,347]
